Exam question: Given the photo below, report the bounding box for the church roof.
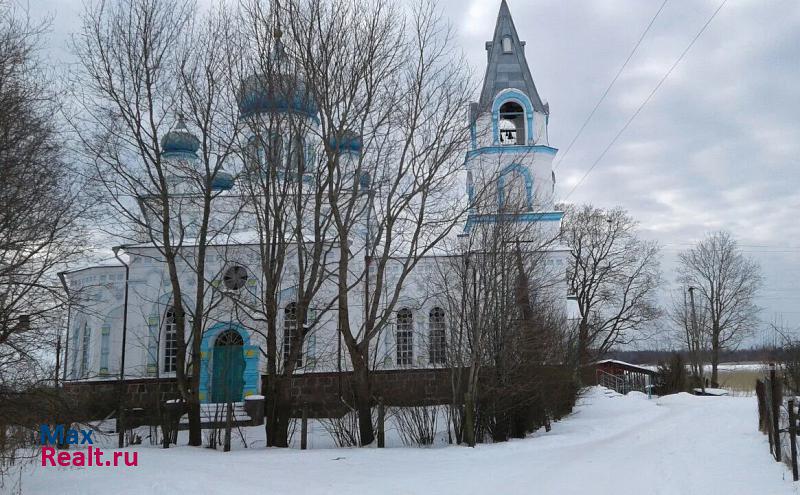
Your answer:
[478,0,548,114]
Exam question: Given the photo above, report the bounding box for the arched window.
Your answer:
[502,36,513,53]
[215,329,244,346]
[499,101,525,146]
[289,135,305,175]
[100,324,111,376]
[164,307,179,373]
[246,133,282,171]
[429,307,446,365]
[283,302,302,368]
[500,170,528,211]
[80,323,90,378]
[70,321,82,378]
[396,308,414,366]
[266,133,282,169]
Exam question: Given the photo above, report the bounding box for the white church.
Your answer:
[62,0,571,407]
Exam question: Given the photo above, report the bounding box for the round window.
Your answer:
[223,265,248,290]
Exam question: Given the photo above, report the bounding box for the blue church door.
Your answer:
[211,330,245,403]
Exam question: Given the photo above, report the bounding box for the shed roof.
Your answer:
[594,359,657,375]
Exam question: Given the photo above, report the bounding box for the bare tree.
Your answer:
[0,3,89,478]
[71,0,241,446]
[677,230,761,386]
[0,4,86,383]
[771,317,800,395]
[432,215,571,445]
[219,0,342,446]
[283,0,475,446]
[561,204,661,368]
[669,287,710,389]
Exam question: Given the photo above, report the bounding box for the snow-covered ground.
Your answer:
[15,387,797,495]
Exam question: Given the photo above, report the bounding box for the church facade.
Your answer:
[62,1,571,407]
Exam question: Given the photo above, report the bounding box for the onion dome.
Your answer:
[238,73,318,119]
[211,167,234,191]
[161,117,200,159]
[329,130,362,154]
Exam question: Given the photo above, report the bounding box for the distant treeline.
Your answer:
[606,347,785,365]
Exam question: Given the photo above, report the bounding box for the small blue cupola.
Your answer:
[161,116,200,159]
[211,167,234,191]
[329,130,362,155]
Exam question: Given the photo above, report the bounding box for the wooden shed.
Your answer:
[592,359,657,395]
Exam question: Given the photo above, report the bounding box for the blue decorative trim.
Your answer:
[238,84,319,120]
[162,150,198,160]
[198,322,259,403]
[491,89,535,145]
[464,211,563,232]
[498,163,534,210]
[466,145,558,161]
[329,134,362,154]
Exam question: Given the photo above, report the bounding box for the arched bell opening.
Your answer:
[498,101,526,146]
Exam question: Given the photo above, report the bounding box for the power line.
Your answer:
[661,248,800,254]
[563,0,728,200]
[663,243,800,250]
[554,0,669,171]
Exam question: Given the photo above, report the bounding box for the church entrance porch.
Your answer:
[211,330,245,402]
[198,322,260,403]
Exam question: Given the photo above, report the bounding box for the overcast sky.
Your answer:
[33,0,800,345]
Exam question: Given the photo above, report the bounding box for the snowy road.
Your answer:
[17,388,798,495]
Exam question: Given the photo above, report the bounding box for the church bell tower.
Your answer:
[465,0,562,233]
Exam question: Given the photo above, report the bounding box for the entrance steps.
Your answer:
[178,402,253,428]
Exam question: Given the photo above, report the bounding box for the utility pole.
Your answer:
[688,286,704,393]
[113,246,130,449]
[57,272,71,385]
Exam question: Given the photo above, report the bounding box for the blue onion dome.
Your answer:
[211,167,234,191]
[238,73,318,119]
[329,130,362,154]
[161,117,200,159]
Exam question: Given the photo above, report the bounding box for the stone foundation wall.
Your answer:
[67,366,575,421]
[64,369,458,420]
[63,378,180,421]
[269,368,460,418]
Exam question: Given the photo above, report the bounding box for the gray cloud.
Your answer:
[443,0,800,339]
[33,0,800,340]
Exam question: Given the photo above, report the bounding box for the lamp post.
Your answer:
[112,246,130,449]
[57,271,71,386]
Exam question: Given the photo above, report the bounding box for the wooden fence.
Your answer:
[756,367,799,481]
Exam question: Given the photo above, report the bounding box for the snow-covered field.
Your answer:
[14,387,797,495]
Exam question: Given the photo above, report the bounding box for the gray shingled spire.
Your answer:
[478,0,548,114]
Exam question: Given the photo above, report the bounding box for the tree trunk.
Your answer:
[351,359,374,446]
[186,397,201,446]
[188,331,203,446]
[264,377,278,447]
[265,377,291,448]
[272,403,291,448]
[464,391,475,447]
[710,350,720,388]
[577,318,591,370]
[710,326,720,387]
